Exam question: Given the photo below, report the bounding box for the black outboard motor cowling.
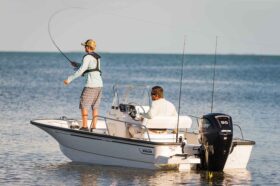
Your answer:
[198,113,233,171]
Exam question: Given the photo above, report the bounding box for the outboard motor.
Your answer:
[198,113,233,171]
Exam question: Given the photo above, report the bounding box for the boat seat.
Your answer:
[129,116,193,141]
[143,115,192,130]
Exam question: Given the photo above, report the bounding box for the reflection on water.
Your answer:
[34,162,252,185]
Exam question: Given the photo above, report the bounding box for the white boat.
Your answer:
[30,85,255,171]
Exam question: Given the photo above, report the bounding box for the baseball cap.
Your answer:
[81,39,96,49]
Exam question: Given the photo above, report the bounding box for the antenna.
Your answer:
[176,36,186,143]
[211,36,218,113]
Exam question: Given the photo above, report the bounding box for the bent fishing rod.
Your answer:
[48,7,84,66]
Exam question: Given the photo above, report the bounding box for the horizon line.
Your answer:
[0,50,280,57]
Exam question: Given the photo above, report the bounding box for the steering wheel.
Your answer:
[127,102,146,121]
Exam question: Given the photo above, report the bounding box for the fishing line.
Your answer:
[210,36,218,113]
[47,4,138,63]
[176,36,186,143]
[48,7,85,64]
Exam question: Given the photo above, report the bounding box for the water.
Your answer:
[0,52,279,185]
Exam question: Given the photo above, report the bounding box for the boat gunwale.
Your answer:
[30,119,182,146]
[232,138,256,145]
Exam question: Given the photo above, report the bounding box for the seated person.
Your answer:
[129,86,178,137]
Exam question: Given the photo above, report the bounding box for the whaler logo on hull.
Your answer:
[139,148,154,155]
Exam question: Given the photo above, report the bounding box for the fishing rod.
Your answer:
[210,36,218,113]
[176,36,186,143]
[48,7,84,65]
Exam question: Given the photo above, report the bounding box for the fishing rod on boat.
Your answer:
[176,36,186,143]
[48,7,84,66]
[210,36,218,113]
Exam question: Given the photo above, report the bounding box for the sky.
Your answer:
[0,0,280,55]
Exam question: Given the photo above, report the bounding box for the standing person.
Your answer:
[64,39,103,132]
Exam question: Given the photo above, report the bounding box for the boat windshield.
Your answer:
[111,85,151,107]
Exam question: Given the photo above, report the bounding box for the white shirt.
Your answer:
[143,98,177,119]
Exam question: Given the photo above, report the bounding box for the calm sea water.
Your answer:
[0,52,279,185]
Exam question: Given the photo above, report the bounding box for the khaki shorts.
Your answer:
[79,87,102,110]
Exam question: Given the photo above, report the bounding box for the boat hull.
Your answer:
[33,120,200,170]
[224,139,255,169]
[31,119,254,171]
